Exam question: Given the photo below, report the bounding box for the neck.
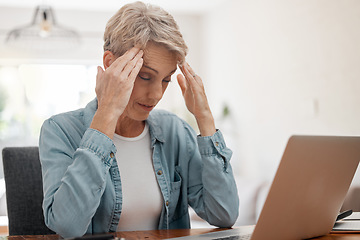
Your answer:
[115,116,145,138]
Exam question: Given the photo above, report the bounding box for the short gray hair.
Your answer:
[103,1,188,64]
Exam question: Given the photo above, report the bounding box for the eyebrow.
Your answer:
[143,65,177,76]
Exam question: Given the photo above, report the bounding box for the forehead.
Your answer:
[142,43,177,72]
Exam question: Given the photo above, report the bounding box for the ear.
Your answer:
[103,51,116,70]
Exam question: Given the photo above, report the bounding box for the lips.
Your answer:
[138,103,155,111]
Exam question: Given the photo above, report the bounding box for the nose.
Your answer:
[147,81,164,101]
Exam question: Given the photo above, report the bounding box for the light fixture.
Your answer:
[5,5,80,51]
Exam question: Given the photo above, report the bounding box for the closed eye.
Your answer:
[139,72,151,81]
[163,74,173,83]
[140,76,151,81]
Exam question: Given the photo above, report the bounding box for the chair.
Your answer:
[2,147,55,235]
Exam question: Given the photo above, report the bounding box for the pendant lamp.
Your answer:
[6,5,80,51]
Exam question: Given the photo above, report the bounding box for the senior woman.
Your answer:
[39,1,239,238]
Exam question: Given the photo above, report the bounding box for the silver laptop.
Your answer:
[167,135,360,240]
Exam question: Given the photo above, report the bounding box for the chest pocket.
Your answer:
[168,166,187,221]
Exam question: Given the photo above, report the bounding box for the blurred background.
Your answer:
[0,0,360,230]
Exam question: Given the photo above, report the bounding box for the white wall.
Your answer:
[203,0,360,181]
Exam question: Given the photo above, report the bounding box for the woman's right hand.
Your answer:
[90,47,144,139]
[96,47,143,116]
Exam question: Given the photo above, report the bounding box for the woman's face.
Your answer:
[123,43,178,121]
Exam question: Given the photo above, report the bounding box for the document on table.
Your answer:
[342,212,360,220]
[332,212,360,232]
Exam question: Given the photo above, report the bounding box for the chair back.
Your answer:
[2,147,55,235]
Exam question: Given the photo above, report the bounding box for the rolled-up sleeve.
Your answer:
[40,118,116,237]
[188,129,239,227]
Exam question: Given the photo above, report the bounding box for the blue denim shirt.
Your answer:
[39,99,239,238]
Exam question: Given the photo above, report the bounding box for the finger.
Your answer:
[185,62,203,84]
[183,63,204,89]
[186,62,196,77]
[178,63,189,78]
[120,50,144,79]
[177,74,187,96]
[95,66,105,98]
[97,66,104,77]
[121,47,142,61]
[96,66,104,85]
[180,63,195,81]
[182,64,197,88]
[109,47,142,74]
[128,57,144,81]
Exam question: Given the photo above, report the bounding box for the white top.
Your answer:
[113,123,163,231]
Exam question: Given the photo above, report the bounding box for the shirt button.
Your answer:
[157,170,163,175]
[215,142,219,147]
[166,200,169,206]
[110,152,114,158]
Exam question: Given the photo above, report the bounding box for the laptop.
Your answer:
[166,135,360,240]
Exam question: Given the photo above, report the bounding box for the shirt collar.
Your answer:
[146,113,165,144]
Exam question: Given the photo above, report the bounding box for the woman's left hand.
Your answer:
[177,62,216,136]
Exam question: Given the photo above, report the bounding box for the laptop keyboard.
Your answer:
[212,233,252,240]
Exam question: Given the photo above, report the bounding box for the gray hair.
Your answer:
[103,1,188,64]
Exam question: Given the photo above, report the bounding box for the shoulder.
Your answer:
[46,108,85,129]
[44,98,96,132]
[40,107,89,154]
[41,107,87,141]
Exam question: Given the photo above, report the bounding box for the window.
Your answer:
[0,64,97,145]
